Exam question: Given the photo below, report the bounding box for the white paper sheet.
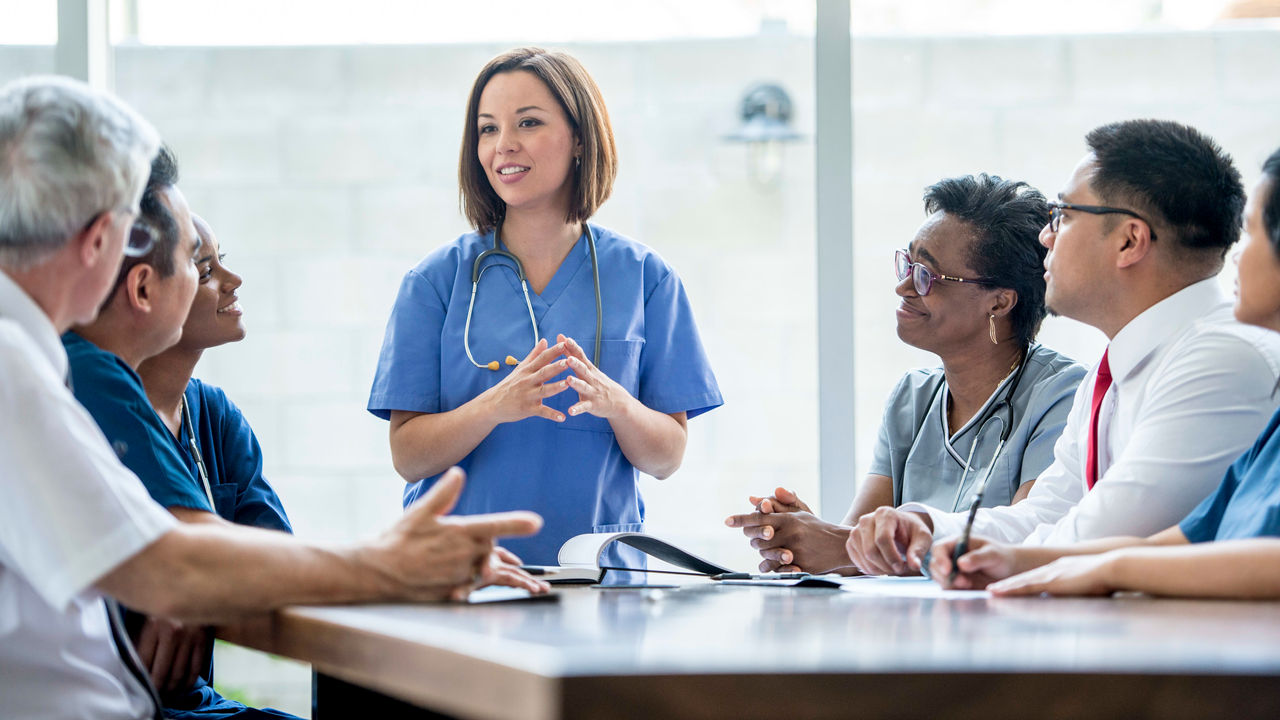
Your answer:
[835,576,990,599]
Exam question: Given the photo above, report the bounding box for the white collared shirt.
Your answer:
[902,278,1280,545]
[0,269,176,719]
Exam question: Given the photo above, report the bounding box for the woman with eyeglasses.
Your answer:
[727,174,1086,575]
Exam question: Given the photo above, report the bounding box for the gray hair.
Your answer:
[0,75,160,269]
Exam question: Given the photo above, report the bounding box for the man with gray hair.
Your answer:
[0,76,547,719]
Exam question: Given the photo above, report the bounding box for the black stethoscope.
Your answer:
[935,351,1033,583]
[180,395,215,509]
[463,223,602,371]
[905,346,1032,512]
[919,347,1033,583]
[947,349,1030,511]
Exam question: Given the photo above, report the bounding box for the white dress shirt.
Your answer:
[0,269,176,719]
[901,278,1280,545]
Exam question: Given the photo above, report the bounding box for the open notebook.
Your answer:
[522,531,734,584]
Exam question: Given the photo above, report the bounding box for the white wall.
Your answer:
[4,26,1280,713]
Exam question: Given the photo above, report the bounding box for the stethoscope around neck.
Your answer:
[463,221,602,371]
[944,347,1032,512]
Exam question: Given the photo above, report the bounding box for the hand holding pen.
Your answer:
[926,534,1021,590]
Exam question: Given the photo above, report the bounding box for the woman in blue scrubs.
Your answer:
[936,148,1280,598]
[137,214,290,534]
[369,48,723,568]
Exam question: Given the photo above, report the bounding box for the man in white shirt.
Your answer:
[0,76,547,720]
[845,119,1280,576]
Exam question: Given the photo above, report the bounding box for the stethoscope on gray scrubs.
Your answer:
[463,222,602,371]
[918,351,1032,583]
[910,347,1033,512]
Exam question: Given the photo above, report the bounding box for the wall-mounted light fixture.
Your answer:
[724,83,803,186]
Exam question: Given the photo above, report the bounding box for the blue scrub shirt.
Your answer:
[368,223,723,566]
[1181,405,1280,543]
[65,334,292,532]
[64,333,295,717]
[64,332,209,512]
[182,379,291,533]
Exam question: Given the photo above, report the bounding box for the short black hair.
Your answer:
[1263,147,1280,256]
[133,144,180,276]
[1085,120,1244,264]
[105,145,180,306]
[923,174,1050,347]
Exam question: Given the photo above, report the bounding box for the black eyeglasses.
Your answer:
[1047,201,1157,240]
[895,249,992,296]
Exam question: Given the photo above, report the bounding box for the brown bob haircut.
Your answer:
[458,47,618,232]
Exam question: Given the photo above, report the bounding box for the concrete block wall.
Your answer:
[4,27,1280,713]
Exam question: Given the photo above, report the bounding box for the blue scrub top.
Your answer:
[1181,405,1280,543]
[183,378,292,533]
[63,332,209,512]
[368,223,723,565]
[65,334,292,532]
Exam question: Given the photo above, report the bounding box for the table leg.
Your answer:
[313,671,459,719]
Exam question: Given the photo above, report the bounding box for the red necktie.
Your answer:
[1085,349,1112,490]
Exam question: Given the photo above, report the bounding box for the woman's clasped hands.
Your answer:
[481,334,629,424]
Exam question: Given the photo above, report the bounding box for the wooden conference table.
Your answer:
[220,579,1280,720]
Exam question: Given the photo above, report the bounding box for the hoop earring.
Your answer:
[989,314,999,344]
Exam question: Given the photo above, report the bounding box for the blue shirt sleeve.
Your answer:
[1179,457,1244,543]
[192,381,291,533]
[368,268,447,420]
[65,335,210,512]
[636,267,723,419]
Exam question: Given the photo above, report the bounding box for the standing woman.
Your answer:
[369,48,723,567]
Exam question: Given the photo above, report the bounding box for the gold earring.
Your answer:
[989,314,999,344]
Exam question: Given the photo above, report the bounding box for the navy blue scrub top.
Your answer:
[182,378,291,532]
[368,224,723,565]
[1181,405,1280,543]
[64,332,208,512]
[64,333,291,531]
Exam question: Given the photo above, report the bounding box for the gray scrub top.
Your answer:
[870,343,1086,513]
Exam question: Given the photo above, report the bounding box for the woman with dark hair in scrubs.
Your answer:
[136,216,295,718]
[137,214,291,536]
[368,48,723,569]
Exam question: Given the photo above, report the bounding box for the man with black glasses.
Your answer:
[846,119,1280,577]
